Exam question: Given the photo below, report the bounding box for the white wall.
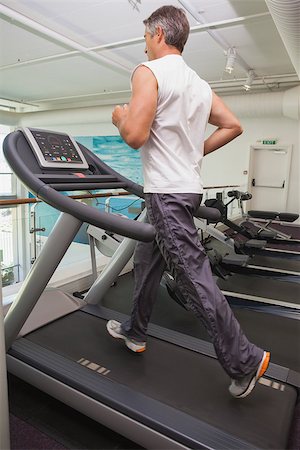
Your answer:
[16,105,118,137]
[202,116,299,212]
[49,122,117,137]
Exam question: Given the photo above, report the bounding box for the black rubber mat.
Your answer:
[25,310,296,449]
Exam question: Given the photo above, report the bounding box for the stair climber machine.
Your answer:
[3,128,300,450]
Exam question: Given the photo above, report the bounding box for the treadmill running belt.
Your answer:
[98,273,300,371]
[24,311,296,449]
[250,254,300,272]
[217,274,300,305]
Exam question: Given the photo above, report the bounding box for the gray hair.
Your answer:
[143,5,190,52]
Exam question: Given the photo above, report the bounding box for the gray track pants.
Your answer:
[122,193,263,378]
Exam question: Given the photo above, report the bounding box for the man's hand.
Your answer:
[112,104,129,128]
[204,92,243,156]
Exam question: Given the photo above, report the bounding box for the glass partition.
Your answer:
[0,207,19,286]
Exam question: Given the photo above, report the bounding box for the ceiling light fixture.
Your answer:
[224,47,236,74]
[243,70,255,91]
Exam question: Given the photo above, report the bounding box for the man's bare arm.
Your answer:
[112,66,157,149]
[204,92,243,156]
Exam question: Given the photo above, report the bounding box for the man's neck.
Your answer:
[153,45,181,60]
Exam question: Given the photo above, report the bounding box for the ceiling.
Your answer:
[0,0,299,113]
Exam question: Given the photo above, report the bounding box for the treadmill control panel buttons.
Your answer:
[21,127,89,169]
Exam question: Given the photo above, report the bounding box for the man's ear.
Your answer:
[156,26,164,42]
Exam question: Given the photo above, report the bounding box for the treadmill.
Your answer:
[204,237,300,312]
[243,213,300,240]
[192,217,300,311]
[84,209,300,371]
[3,128,299,449]
[83,203,300,371]
[205,195,300,259]
[195,218,300,279]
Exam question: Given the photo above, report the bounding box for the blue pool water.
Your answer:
[76,135,143,185]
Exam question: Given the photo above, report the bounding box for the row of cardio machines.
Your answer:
[204,189,300,257]
[2,127,300,450]
[190,191,300,314]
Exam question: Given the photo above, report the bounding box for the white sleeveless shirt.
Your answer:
[132,55,212,193]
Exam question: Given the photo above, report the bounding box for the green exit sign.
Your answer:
[262,139,277,145]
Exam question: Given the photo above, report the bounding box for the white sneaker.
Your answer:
[106,320,146,353]
[229,351,270,398]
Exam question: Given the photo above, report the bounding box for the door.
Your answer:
[248,145,292,212]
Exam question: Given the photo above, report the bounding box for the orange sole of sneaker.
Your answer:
[258,351,270,378]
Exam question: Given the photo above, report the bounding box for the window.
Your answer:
[0,125,15,198]
[0,125,19,286]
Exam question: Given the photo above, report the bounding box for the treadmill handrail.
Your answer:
[195,205,221,222]
[38,185,155,242]
[3,131,155,243]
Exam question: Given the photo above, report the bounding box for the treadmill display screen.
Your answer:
[31,130,84,164]
[21,127,89,169]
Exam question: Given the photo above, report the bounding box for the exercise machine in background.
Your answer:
[205,191,300,258]
[228,190,300,243]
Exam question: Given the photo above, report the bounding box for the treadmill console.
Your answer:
[21,127,89,169]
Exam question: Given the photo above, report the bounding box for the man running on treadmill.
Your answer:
[107,5,270,398]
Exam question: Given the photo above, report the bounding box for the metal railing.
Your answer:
[0,191,133,285]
